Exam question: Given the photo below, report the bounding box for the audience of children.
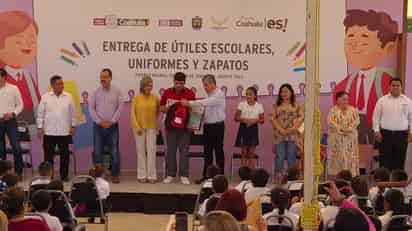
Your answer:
[234,166,253,194]
[244,168,270,203]
[263,186,299,229]
[3,187,51,231]
[31,162,53,186]
[31,191,63,231]
[199,175,229,216]
[89,165,110,200]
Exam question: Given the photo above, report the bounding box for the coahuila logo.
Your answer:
[235,16,264,28]
[210,17,229,30]
[93,15,149,29]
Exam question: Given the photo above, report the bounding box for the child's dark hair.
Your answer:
[212,175,229,194]
[336,170,353,183]
[47,180,64,191]
[351,176,369,210]
[286,166,300,181]
[31,190,52,212]
[38,161,52,177]
[174,72,186,82]
[334,208,369,231]
[89,165,106,178]
[2,187,25,219]
[335,91,348,102]
[390,169,408,182]
[270,187,291,224]
[0,160,13,177]
[251,168,269,187]
[246,86,258,101]
[384,189,405,215]
[238,166,251,181]
[206,165,220,179]
[373,167,390,182]
[2,174,19,188]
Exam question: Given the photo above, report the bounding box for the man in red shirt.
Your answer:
[160,72,195,184]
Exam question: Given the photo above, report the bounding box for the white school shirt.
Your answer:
[35,212,63,231]
[356,67,376,114]
[96,177,110,200]
[237,101,264,119]
[235,180,253,193]
[263,208,299,229]
[0,83,23,118]
[244,186,269,203]
[373,94,412,132]
[37,91,76,136]
[320,205,340,228]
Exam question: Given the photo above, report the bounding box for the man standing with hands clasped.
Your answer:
[0,68,24,179]
[37,75,76,181]
[89,68,123,184]
[181,74,226,184]
[373,78,412,171]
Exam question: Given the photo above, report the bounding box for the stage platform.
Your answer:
[21,175,274,214]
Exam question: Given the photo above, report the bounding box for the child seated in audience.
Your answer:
[263,186,299,229]
[201,165,220,189]
[368,167,390,203]
[2,174,19,190]
[389,169,410,202]
[47,180,64,191]
[234,166,252,193]
[348,176,373,214]
[32,191,63,231]
[379,189,406,228]
[89,166,110,200]
[32,162,53,186]
[3,187,51,231]
[244,168,270,203]
[198,175,228,216]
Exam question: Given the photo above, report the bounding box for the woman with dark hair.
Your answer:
[3,187,51,231]
[271,84,303,181]
[263,187,299,230]
[379,189,406,228]
[234,86,264,168]
[327,91,360,176]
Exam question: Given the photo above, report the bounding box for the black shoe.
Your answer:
[195,178,205,185]
[100,218,106,224]
[88,217,95,223]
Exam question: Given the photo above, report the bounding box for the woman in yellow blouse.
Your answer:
[131,75,159,183]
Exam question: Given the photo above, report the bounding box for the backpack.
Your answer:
[165,103,190,130]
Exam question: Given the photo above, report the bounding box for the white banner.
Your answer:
[34,0,346,97]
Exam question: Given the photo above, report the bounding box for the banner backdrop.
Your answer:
[33,0,346,97]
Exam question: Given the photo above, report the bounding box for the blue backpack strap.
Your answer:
[344,72,358,93]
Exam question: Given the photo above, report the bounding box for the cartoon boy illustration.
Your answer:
[333,9,398,145]
[0,11,41,124]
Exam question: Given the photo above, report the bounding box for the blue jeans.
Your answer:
[275,141,297,174]
[92,123,120,176]
[0,119,23,175]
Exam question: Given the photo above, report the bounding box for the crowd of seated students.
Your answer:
[168,166,412,231]
[0,160,111,231]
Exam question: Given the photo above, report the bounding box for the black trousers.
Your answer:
[379,129,408,171]
[202,122,225,177]
[43,135,71,179]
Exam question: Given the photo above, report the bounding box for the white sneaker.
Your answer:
[163,176,174,184]
[180,177,190,185]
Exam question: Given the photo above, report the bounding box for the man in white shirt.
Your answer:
[181,74,226,183]
[37,75,76,181]
[0,68,24,178]
[373,78,412,170]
